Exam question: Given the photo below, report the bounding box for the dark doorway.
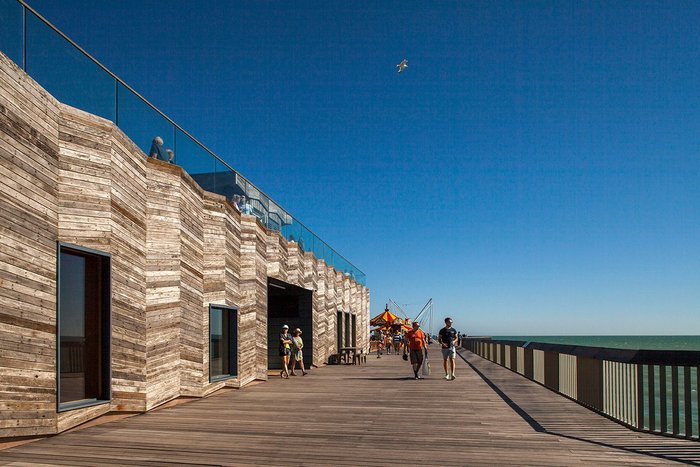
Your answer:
[344,312,351,349]
[336,310,343,351]
[351,314,357,347]
[267,278,313,370]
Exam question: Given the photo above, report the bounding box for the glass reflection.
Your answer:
[59,250,105,404]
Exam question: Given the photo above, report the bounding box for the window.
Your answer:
[351,314,357,347]
[337,310,343,350]
[57,243,111,411]
[209,305,237,381]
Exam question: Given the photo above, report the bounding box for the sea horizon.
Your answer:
[490,335,700,351]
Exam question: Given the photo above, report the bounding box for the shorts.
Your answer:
[441,347,456,359]
[409,349,424,365]
[279,348,291,357]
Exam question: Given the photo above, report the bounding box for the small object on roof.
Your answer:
[396,59,408,73]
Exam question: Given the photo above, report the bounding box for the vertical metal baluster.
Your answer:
[672,365,679,435]
[660,365,667,433]
[696,366,700,440]
[684,366,692,438]
[648,364,655,431]
[612,362,616,419]
[629,364,635,427]
[620,363,625,423]
[625,363,637,425]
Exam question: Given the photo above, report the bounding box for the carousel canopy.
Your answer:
[370,309,398,327]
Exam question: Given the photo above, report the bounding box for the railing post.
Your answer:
[660,365,667,433]
[672,365,679,435]
[697,366,700,439]
[647,364,655,431]
[636,363,644,429]
[684,366,691,437]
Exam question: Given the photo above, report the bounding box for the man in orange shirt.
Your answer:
[404,321,428,379]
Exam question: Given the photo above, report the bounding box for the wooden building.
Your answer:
[0,51,370,439]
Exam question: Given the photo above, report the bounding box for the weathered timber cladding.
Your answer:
[145,161,181,408]
[109,126,147,412]
[177,173,205,399]
[0,53,60,438]
[239,215,268,382]
[0,51,369,438]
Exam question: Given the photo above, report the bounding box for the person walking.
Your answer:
[392,331,402,355]
[289,328,308,376]
[438,317,459,380]
[279,325,292,378]
[384,332,392,354]
[404,321,428,379]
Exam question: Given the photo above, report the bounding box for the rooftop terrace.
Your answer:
[0,0,365,284]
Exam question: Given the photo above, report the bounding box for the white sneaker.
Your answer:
[444,374,450,380]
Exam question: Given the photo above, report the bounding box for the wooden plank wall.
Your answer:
[0,53,60,438]
[201,192,229,394]
[177,173,205,399]
[239,215,268,383]
[109,126,147,412]
[312,260,328,365]
[0,50,370,438]
[144,161,181,408]
[55,105,114,431]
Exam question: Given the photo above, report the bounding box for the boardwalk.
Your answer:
[1,345,699,466]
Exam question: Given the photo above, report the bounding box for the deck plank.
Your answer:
[1,345,698,465]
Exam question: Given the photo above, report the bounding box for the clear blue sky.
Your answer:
[24,0,700,336]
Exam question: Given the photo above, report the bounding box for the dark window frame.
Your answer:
[209,304,238,382]
[56,242,112,413]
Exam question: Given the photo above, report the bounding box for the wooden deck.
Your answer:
[1,345,699,466]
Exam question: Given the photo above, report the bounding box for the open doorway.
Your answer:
[336,310,343,351]
[267,278,313,370]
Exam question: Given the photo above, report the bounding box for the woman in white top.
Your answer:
[289,328,308,376]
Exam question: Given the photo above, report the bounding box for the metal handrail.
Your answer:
[12,0,365,283]
[464,337,700,441]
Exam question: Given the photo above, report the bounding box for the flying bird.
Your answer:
[396,59,408,73]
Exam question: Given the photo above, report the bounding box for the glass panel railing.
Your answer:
[5,0,366,285]
[117,83,174,159]
[0,0,23,67]
[177,128,217,186]
[213,158,237,201]
[26,12,115,121]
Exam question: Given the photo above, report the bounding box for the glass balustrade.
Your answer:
[0,0,23,67]
[26,11,116,121]
[0,0,365,285]
[118,82,175,159]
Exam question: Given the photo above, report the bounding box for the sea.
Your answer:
[491,335,700,351]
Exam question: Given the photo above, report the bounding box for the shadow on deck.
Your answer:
[460,349,700,465]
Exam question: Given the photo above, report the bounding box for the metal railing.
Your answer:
[464,338,700,441]
[0,0,365,285]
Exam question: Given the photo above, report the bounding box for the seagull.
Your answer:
[396,59,408,73]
